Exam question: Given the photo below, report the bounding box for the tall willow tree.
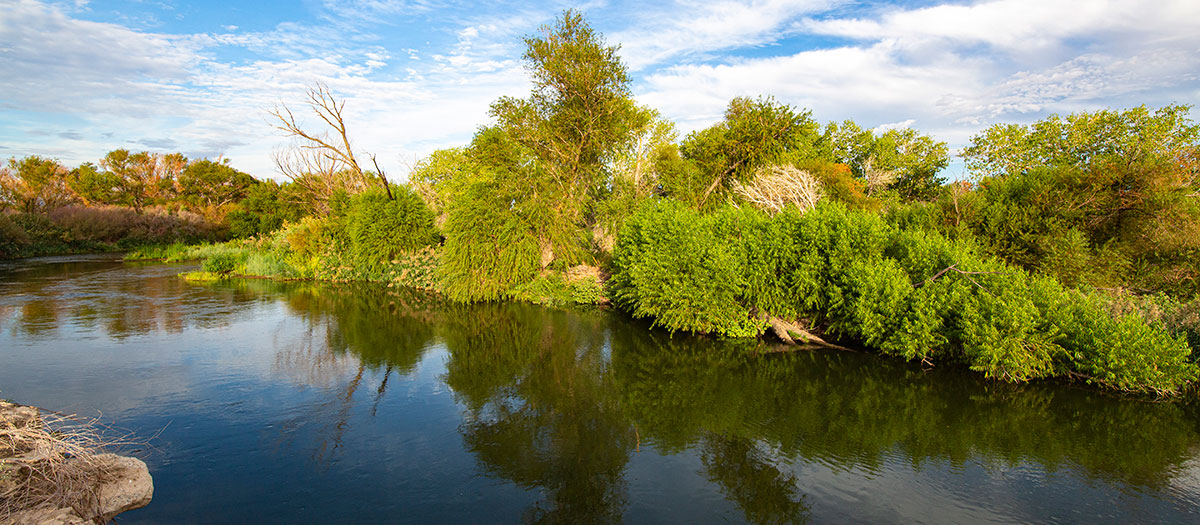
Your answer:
[441,10,640,301]
[489,9,638,262]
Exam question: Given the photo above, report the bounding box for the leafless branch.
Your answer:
[733,164,823,214]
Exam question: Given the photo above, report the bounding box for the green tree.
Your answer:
[177,159,256,210]
[408,147,479,223]
[485,9,640,263]
[679,96,821,208]
[100,149,186,213]
[961,104,1200,177]
[67,162,123,206]
[0,156,75,213]
[226,179,305,238]
[820,120,948,200]
[956,105,1200,296]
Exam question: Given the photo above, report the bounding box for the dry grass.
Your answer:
[0,403,142,521]
[48,205,220,244]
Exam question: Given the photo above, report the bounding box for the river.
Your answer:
[2,254,1199,523]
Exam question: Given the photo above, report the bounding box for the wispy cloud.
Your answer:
[1,0,1198,180]
[640,0,1200,150]
[613,0,837,70]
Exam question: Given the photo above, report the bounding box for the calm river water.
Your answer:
[2,254,1200,523]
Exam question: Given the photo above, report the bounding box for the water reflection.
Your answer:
[441,303,632,523]
[259,280,1200,521]
[3,256,1200,522]
[0,255,265,339]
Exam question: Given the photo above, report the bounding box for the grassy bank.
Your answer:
[126,187,605,307]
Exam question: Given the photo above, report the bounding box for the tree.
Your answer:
[961,104,1200,177]
[951,106,1200,295]
[680,96,821,208]
[269,82,392,212]
[177,159,256,210]
[67,162,122,206]
[226,179,305,238]
[0,156,75,213]
[608,106,678,198]
[484,9,641,263]
[408,147,479,223]
[820,120,948,200]
[99,149,185,213]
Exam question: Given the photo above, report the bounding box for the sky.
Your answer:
[1,0,1198,180]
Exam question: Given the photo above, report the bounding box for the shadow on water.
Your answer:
[3,255,1200,523]
[249,277,1200,522]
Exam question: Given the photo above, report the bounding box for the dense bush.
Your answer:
[609,200,763,337]
[201,249,247,274]
[611,199,1198,394]
[439,178,543,302]
[345,186,439,272]
[0,214,30,258]
[226,181,305,239]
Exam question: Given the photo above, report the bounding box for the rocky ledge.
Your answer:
[1,401,153,524]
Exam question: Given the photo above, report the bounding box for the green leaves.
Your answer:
[962,104,1200,177]
[680,97,820,208]
[610,199,1199,394]
[819,120,949,200]
[345,186,439,273]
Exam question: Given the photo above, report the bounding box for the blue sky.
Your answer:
[2,0,1198,180]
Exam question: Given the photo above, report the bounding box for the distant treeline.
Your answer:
[14,10,1200,393]
[0,150,306,258]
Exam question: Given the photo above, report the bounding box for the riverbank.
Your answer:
[0,401,153,524]
[3,254,1200,522]
[137,221,1200,398]
[0,207,225,262]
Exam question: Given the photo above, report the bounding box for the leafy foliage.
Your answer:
[439,174,543,302]
[679,97,821,209]
[0,156,75,213]
[177,159,256,210]
[345,186,439,273]
[820,120,949,200]
[611,199,1198,394]
[962,104,1199,177]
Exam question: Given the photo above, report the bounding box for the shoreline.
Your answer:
[0,401,153,524]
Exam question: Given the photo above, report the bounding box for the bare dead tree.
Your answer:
[861,156,899,196]
[733,164,823,215]
[268,82,392,210]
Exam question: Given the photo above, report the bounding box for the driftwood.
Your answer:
[763,315,856,352]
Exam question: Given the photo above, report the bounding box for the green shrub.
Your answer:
[201,249,248,274]
[569,278,604,304]
[610,198,1199,394]
[227,180,305,239]
[507,274,575,306]
[243,251,296,278]
[386,246,442,291]
[181,271,224,282]
[439,178,542,302]
[610,200,763,337]
[346,186,438,272]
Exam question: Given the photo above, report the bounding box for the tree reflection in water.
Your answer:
[12,257,1195,524]
[222,277,1200,523]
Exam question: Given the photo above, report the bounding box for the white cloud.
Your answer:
[2,0,1198,182]
[0,0,537,178]
[638,0,1200,160]
[613,0,837,70]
